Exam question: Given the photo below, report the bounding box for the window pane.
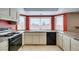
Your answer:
[30,17,40,31]
[17,16,26,30]
[30,17,51,31]
[55,15,63,31]
[40,17,51,31]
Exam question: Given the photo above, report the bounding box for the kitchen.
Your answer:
[0,8,79,51]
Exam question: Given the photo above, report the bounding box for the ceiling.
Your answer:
[24,8,58,11]
[17,8,79,15]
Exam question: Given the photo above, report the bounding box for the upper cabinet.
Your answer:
[10,8,17,20]
[0,8,17,23]
[0,8,9,16]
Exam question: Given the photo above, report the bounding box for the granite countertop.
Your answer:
[17,29,56,32]
[58,31,79,41]
[6,31,24,39]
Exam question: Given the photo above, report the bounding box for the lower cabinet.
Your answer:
[24,32,46,45]
[32,36,40,44]
[24,35,33,44]
[57,32,63,48]
[40,34,46,44]
[0,40,8,51]
[57,32,79,51]
[63,35,71,51]
[22,33,24,46]
[71,38,79,51]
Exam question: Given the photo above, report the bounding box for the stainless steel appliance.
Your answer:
[0,28,22,51]
[0,28,12,36]
[8,34,22,51]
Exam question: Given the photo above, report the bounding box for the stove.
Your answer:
[0,28,12,36]
[0,28,22,51]
[0,28,19,37]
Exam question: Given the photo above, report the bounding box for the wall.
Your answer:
[0,20,17,31]
[67,13,79,32]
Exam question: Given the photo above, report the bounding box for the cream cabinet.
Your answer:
[71,38,79,51]
[40,33,46,44]
[10,8,17,20]
[32,33,40,44]
[24,33,33,44]
[0,40,8,51]
[24,35,33,44]
[33,35,40,44]
[24,32,46,45]
[22,32,24,46]
[63,35,71,51]
[56,32,63,48]
[24,33,40,44]
[0,8,9,16]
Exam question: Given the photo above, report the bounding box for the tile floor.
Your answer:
[19,45,62,51]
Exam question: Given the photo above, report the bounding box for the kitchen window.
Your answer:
[17,16,26,30]
[30,17,51,31]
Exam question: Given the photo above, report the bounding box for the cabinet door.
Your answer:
[40,35,46,44]
[0,8,9,16]
[57,33,63,48]
[56,33,60,46]
[24,35,33,44]
[32,36,40,44]
[24,33,33,44]
[40,33,46,44]
[10,8,17,20]
[63,35,71,51]
[0,41,8,51]
[22,33,24,46]
[71,38,79,51]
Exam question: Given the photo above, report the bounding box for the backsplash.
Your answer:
[0,20,17,31]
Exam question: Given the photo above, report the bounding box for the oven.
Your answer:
[8,34,22,51]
